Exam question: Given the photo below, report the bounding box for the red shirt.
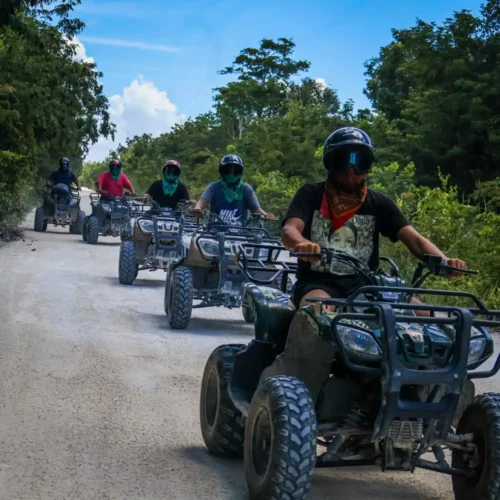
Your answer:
[97,171,133,198]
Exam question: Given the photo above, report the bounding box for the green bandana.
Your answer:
[220,175,243,203]
[162,175,179,196]
[110,169,121,180]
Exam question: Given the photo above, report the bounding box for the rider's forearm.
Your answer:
[281,225,308,250]
[254,207,267,216]
[407,234,448,261]
[194,199,207,211]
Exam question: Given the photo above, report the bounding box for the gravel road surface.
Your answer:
[1,193,499,499]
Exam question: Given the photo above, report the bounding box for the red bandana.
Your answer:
[320,182,368,231]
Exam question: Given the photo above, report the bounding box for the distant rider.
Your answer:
[192,154,275,223]
[95,159,135,198]
[144,160,194,209]
[281,127,467,309]
[47,157,81,191]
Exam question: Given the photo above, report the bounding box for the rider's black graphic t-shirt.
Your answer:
[146,180,190,209]
[282,182,409,284]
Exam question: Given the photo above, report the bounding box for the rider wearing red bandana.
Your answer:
[281,127,467,309]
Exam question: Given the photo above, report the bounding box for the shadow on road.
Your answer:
[78,240,121,246]
[102,276,165,288]
[182,316,253,335]
[178,446,245,496]
[137,313,253,337]
[178,446,437,500]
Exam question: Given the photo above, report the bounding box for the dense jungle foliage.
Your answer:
[2,1,500,305]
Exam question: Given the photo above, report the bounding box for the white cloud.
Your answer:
[315,78,328,89]
[79,36,178,53]
[86,76,185,162]
[72,37,95,64]
[63,36,94,64]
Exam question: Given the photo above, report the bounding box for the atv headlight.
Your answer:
[337,324,382,360]
[468,337,486,365]
[198,238,220,258]
[138,219,154,234]
[101,203,112,213]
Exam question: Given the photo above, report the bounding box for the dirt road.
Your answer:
[1,193,498,500]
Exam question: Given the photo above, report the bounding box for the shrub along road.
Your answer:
[0,193,498,500]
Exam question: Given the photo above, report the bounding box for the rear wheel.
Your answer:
[244,376,317,500]
[34,207,46,232]
[452,392,500,500]
[119,240,138,285]
[86,216,99,245]
[70,210,85,235]
[164,266,193,329]
[200,344,246,457]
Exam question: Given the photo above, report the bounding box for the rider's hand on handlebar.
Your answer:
[294,241,321,262]
[264,212,276,221]
[190,207,203,218]
[444,257,468,277]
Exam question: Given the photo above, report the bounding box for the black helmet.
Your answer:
[219,154,244,176]
[323,127,375,174]
[59,157,70,169]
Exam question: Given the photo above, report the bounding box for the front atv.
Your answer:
[200,245,500,500]
[34,185,85,234]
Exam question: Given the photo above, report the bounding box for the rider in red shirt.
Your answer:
[95,159,135,198]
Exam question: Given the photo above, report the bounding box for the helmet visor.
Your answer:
[220,163,243,176]
[164,165,180,177]
[331,146,373,174]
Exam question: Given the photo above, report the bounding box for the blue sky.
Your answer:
[73,0,484,160]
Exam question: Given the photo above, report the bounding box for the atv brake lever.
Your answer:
[439,265,478,276]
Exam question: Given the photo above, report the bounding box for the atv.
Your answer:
[200,244,500,500]
[34,184,85,234]
[163,213,284,330]
[118,200,201,285]
[82,193,133,245]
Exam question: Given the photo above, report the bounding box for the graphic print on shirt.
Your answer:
[310,211,375,275]
[219,208,241,223]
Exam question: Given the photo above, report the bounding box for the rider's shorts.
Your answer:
[292,276,361,309]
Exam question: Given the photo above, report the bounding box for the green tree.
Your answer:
[0,0,113,221]
[364,0,500,190]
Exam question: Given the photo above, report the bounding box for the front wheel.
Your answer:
[452,392,500,500]
[119,240,138,285]
[244,376,317,500]
[164,266,193,329]
[86,216,99,245]
[242,302,255,324]
[200,344,246,457]
[34,207,46,232]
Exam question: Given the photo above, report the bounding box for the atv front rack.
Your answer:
[236,243,298,289]
[308,290,500,441]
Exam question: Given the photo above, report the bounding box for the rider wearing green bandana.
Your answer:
[144,160,192,209]
[192,154,275,223]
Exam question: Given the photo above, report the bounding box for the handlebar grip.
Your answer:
[289,252,322,258]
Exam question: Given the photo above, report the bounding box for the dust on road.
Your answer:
[0,194,498,499]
